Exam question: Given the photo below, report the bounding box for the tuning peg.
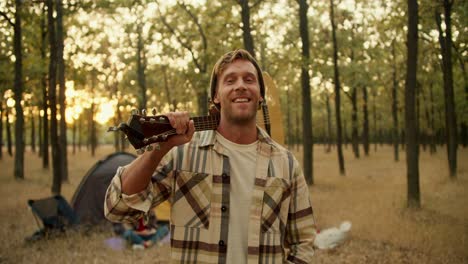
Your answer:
[142,109,147,116]
[152,108,157,115]
[136,148,145,155]
[146,145,154,151]
[131,109,139,115]
[149,118,156,124]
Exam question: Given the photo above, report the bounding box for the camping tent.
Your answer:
[71,151,171,225]
[71,152,136,225]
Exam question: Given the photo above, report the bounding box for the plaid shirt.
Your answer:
[105,128,316,263]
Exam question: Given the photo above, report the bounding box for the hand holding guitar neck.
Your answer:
[108,108,220,154]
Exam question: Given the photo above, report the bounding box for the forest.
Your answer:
[0,0,467,263]
[0,0,467,204]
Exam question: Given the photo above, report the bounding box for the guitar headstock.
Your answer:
[109,112,175,153]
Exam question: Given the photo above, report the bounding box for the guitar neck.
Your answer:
[191,115,220,132]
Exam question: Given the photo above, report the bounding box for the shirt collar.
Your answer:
[199,126,276,148]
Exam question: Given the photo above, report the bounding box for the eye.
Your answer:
[245,76,255,83]
[225,78,235,84]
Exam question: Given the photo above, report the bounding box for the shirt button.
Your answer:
[221,206,227,212]
[218,240,225,246]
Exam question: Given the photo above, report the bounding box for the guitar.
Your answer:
[109,72,284,154]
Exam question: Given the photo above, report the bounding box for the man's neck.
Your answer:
[216,120,257,144]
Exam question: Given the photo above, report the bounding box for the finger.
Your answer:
[166,112,176,128]
[175,112,189,134]
[186,120,195,138]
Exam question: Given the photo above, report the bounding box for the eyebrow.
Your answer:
[221,71,257,80]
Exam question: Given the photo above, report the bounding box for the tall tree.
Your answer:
[405,0,421,208]
[326,92,333,153]
[157,2,210,114]
[297,0,313,185]
[56,0,68,182]
[391,40,400,162]
[237,0,257,57]
[136,22,147,110]
[0,102,3,159]
[13,0,25,179]
[435,0,457,179]
[329,0,345,175]
[40,2,49,168]
[47,0,62,194]
[30,108,36,153]
[362,85,369,156]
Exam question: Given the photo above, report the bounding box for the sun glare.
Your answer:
[96,99,118,125]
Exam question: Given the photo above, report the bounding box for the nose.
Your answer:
[234,79,247,91]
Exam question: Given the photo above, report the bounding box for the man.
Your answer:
[105,49,316,263]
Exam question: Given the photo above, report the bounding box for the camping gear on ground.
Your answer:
[26,195,79,241]
[25,150,171,242]
[314,221,352,249]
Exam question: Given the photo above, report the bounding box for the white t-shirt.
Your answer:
[216,132,258,264]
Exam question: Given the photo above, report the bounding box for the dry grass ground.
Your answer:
[0,144,467,263]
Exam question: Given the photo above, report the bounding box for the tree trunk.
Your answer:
[239,0,255,57]
[286,87,291,147]
[6,107,13,157]
[38,111,42,157]
[162,66,174,111]
[0,102,3,159]
[136,24,147,110]
[421,84,433,154]
[78,115,82,151]
[13,0,25,180]
[391,40,399,161]
[72,120,76,154]
[298,0,313,184]
[326,93,333,153]
[330,0,345,175]
[30,109,36,153]
[90,74,97,156]
[416,82,423,153]
[296,103,301,151]
[428,82,437,153]
[48,0,62,195]
[41,2,49,169]
[405,0,420,208]
[453,41,468,147]
[362,86,369,156]
[436,1,457,178]
[56,0,68,182]
[350,87,360,158]
[372,89,378,152]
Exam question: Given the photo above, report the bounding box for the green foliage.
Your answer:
[0,0,466,144]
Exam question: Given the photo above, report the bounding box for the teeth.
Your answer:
[234,98,249,102]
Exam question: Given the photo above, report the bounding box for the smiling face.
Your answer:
[213,59,262,126]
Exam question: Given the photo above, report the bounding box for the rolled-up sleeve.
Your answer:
[104,166,154,224]
[104,151,175,224]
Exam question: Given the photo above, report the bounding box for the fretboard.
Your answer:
[191,115,220,131]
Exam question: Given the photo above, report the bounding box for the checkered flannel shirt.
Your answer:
[105,128,316,263]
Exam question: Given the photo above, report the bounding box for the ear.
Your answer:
[213,95,220,104]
